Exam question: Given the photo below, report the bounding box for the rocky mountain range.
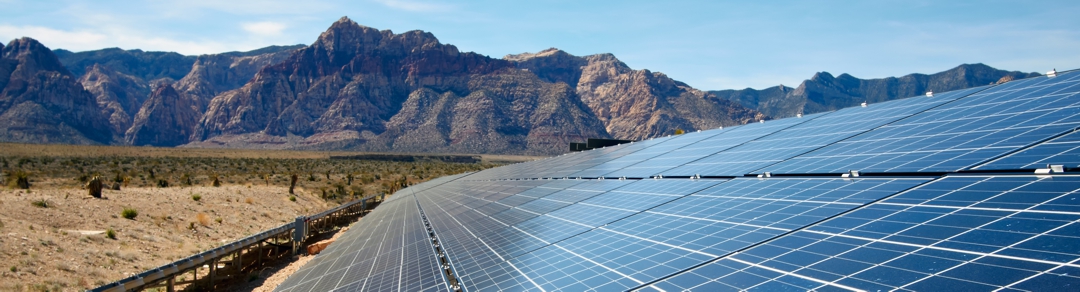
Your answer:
[712,64,1039,118]
[0,16,1041,155]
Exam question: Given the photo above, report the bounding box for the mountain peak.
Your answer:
[3,37,71,75]
[503,47,571,62]
[810,71,835,82]
[335,16,354,25]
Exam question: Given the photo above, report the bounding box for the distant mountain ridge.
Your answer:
[0,16,1043,155]
[712,64,1040,118]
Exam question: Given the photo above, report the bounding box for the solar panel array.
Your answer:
[276,70,1080,292]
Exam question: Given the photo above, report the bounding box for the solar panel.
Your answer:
[568,130,731,178]
[642,175,1080,291]
[277,70,1080,292]
[762,71,1080,174]
[465,178,928,291]
[276,198,448,292]
[975,129,1080,170]
[666,87,986,177]
[603,114,823,178]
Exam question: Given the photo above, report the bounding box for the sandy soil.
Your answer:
[0,182,333,291]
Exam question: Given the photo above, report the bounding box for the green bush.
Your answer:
[6,170,30,189]
[105,228,116,239]
[192,194,202,201]
[289,195,296,202]
[31,199,48,208]
[121,207,138,220]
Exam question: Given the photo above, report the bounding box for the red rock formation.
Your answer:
[0,38,113,144]
[124,84,199,146]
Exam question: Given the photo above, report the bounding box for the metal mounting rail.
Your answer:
[90,194,383,292]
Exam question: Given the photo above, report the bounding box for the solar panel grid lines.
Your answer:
[606,112,829,179]
[511,177,927,291]
[763,71,1080,174]
[568,129,732,178]
[642,175,1080,291]
[974,128,1080,170]
[669,86,992,178]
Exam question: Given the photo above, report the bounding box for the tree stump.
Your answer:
[87,176,103,198]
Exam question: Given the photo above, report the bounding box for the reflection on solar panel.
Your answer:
[276,70,1080,292]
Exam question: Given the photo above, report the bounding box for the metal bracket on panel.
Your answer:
[692,174,701,180]
[925,91,933,97]
[619,176,626,180]
[797,113,803,118]
[654,174,663,180]
[597,177,604,181]
[841,170,860,178]
[757,172,772,178]
[861,102,868,107]
[1035,164,1065,174]
[759,120,765,123]
[1048,69,1057,78]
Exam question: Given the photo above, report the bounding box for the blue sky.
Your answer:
[2,0,1078,90]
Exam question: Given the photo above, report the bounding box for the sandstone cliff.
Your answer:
[507,48,764,140]
[192,17,613,155]
[79,64,151,134]
[0,38,113,144]
[125,84,200,146]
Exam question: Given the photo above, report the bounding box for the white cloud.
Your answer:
[0,24,230,55]
[372,0,453,13]
[242,21,287,36]
[0,25,107,48]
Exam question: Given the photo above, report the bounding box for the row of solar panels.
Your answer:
[279,174,1080,291]
[275,70,1080,292]
[469,70,1080,180]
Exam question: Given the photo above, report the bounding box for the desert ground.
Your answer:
[0,143,522,291]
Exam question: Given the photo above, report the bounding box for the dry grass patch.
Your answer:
[196,213,211,226]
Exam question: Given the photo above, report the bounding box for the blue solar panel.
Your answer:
[468,178,926,291]
[568,130,731,178]
[762,71,1080,174]
[642,175,1080,291]
[277,71,1080,292]
[667,88,984,176]
[604,114,823,178]
[276,197,448,292]
[976,129,1080,170]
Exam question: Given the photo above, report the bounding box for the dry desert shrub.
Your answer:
[245,197,254,204]
[196,213,211,226]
